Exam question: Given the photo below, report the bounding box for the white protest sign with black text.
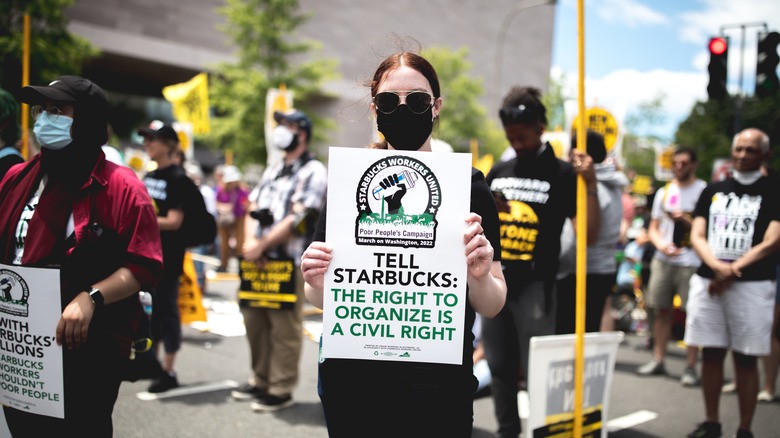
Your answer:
[323,147,471,365]
[528,332,624,438]
[0,264,64,419]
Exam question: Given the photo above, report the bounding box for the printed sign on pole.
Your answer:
[654,144,675,182]
[571,107,620,154]
[322,147,471,365]
[527,332,624,438]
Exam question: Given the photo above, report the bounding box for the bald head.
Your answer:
[732,128,770,153]
[732,128,770,172]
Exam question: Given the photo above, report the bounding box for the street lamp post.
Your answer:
[492,0,557,108]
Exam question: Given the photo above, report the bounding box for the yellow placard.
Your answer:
[238,257,297,310]
[659,146,675,170]
[631,174,654,195]
[571,107,619,152]
[178,252,207,324]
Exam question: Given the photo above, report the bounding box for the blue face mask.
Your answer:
[33,111,73,150]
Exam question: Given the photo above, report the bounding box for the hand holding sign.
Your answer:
[300,241,333,308]
[464,213,492,279]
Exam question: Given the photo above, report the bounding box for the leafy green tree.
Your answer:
[622,93,667,179]
[542,71,566,131]
[422,46,507,158]
[0,0,97,92]
[675,93,780,180]
[207,0,338,166]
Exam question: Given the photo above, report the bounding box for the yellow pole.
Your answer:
[574,0,587,436]
[225,149,233,166]
[21,13,30,160]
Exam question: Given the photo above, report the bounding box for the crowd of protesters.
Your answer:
[0,52,778,438]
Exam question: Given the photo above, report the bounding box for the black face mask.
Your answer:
[376,105,433,151]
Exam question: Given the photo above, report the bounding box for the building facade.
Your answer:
[66,0,556,160]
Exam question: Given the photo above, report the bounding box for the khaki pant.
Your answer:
[240,268,304,397]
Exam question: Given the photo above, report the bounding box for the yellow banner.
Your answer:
[179,252,208,324]
[162,73,211,135]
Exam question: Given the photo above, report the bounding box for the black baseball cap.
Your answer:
[274,110,312,138]
[137,120,179,143]
[20,75,109,111]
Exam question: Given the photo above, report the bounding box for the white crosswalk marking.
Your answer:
[606,410,659,432]
[136,380,239,401]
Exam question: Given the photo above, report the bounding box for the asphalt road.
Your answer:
[3,268,778,437]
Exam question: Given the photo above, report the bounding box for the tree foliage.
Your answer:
[542,71,566,131]
[422,46,506,158]
[0,0,97,92]
[675,92,780,181]
[207,0,338,166]
[622,93,667,179]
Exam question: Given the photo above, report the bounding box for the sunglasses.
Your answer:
[373,91,435,114]
[498,104,537,125]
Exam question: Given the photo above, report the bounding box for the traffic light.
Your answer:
[755,31,780,98]
[707,36,728,100]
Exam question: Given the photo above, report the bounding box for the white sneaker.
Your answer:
[680,367,700,387]
[636,360,665,376]
[757,390,775,402]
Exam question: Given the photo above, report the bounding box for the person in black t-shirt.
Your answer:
[140,122,189,394]
[300,51,506,438]
[483,87,600,438]
[684,128,780,438]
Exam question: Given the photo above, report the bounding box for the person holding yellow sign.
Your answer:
[234,109,327,413]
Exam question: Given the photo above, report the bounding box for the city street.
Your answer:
[6,270,777,437]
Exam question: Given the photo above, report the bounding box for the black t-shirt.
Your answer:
[313,167,501,389]
[693,176,780,281]
[143,164,189,277]
[486,143,577,284]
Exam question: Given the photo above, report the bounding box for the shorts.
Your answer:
[645,258,697,310]
[684,274,775,356]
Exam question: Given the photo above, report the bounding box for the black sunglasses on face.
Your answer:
[373,91,434,114]
[499,104,537,125]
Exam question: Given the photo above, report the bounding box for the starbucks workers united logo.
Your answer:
[355,155,441,248]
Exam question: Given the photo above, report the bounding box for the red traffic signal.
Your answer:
[709,37,728,55]
[707,36,729,100]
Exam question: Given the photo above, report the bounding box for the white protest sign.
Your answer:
[0,264,64,418]
[322,147,471,365]
[528,332,624,438]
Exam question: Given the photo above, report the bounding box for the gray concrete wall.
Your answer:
[66,0,556,156]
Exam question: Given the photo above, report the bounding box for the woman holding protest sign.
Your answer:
[300,49,506,437]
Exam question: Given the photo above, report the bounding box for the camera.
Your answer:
[250,208,274,226]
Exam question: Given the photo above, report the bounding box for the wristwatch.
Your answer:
[88,287,104,308]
